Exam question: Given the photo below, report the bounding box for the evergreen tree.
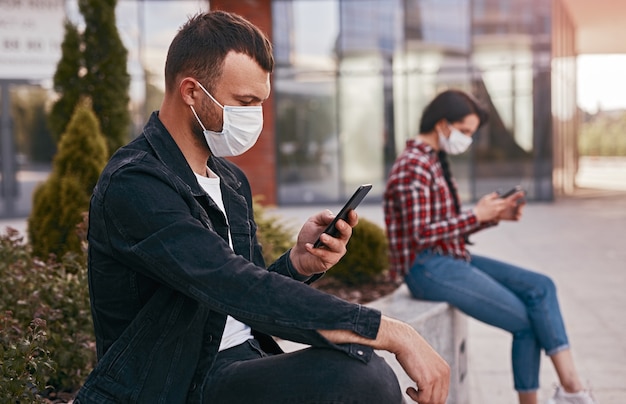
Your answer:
[48,0,130,155]
[80,0,131,155]
[29,100,108,258]
[48,21,82,142]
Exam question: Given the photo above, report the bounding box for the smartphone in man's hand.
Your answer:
[313,184,372,248]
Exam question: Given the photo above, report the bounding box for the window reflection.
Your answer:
[273,1,340,203]
[272,0,563,203]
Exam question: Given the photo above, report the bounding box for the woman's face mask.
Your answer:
[190,81,263,157]
[438,125,473,155]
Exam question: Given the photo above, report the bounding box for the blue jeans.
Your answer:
[404,250,570,392]
[202,339,402,403]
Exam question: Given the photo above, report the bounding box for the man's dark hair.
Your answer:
[419,89,489,133]
[164,11,274,92]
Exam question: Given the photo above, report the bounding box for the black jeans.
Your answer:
[203,339,403,404]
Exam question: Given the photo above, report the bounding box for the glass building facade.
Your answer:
[271,0,573,204]
[0,0,580,218]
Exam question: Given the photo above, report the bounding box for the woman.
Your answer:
[383,89,595,404]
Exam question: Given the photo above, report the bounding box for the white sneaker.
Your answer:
[546,386,597,404]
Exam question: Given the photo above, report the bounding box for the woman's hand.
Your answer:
[472,192,506,222]
[289,209,358,277]
[498,191,526,221]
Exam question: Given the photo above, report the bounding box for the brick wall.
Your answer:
[210,0,278,205]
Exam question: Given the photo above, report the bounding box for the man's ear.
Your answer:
[179,77,198,105]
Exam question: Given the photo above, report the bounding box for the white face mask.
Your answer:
[190,81,263,157]
[438,125,473,155]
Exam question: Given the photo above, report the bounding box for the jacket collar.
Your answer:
[142,112,241,195]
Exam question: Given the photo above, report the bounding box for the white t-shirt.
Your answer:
[194,170,253,351]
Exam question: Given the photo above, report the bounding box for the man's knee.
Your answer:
[337,353,403,403]
[369,354,402,399]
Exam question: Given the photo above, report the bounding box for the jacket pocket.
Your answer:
[103,315,154,381]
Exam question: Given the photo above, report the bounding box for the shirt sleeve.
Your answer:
[399,157,486,250]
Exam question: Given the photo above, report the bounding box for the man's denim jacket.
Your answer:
[75,112,382,403]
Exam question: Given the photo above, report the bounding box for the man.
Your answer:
[75,11,449,404]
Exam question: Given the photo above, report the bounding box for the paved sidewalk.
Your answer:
[463,188,626,404]
[2,187,624,403]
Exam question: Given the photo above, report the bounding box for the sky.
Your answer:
[577,54,626,114]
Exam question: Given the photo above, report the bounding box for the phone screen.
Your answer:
[313,184,372,248]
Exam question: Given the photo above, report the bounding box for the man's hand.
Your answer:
[289,210,358,277]
[319,316,450,404]
[389,320,450,404]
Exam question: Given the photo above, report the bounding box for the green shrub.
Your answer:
[29,99,108,258]
[0,225,95,399]
[324,217,389,286]
[253,198,297,264]
[29,175,90,259]
[0,313,53,404]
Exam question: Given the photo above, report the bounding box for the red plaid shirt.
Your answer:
[384,139,494,279]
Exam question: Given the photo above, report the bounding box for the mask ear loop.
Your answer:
[189,105,208,132]
[195,81,224,109]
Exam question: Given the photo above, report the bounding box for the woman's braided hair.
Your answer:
[437,150,460,214]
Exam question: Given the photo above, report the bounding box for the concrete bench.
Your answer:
[277,283,468,404]
[367,284,468,404]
